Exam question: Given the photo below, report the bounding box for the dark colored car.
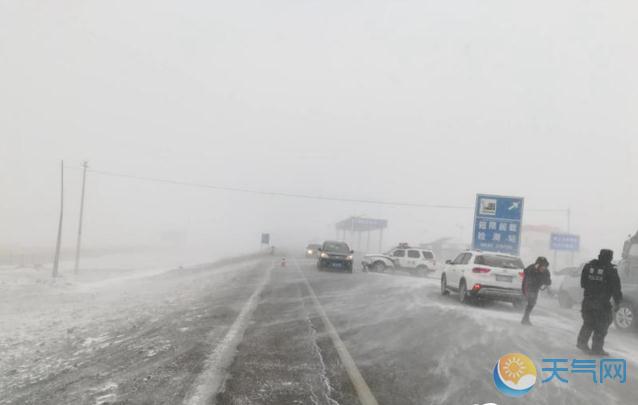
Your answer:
[317,240,354,273]
[615,232,638,332]
[614,273,638,332]
[305,243,322,258]
[557,232,638,333]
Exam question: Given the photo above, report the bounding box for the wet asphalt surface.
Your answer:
[3,256,637,405]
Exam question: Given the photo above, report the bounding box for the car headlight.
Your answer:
[346,255,353,260]
[307,250,313,254]
[320,252,329,258]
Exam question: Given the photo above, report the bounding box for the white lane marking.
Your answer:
[183,264,272,405]
[294,259,380,405]
[302,290,341,405]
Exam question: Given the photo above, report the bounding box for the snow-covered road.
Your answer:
[2,255,636,405]
[0,255,269,405]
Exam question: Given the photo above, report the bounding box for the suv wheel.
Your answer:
[558,291,573,309]
[459,280,469,304]
[372,261,386,272]
[416,265,429,276]
[440,274,449,295]
[614,302,635,332]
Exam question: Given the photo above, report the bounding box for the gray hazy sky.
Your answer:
[1,1,637,258]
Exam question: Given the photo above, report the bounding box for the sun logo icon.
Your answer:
[493,353,537,397]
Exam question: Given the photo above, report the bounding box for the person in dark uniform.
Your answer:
[521,257,552,326]
[577,249,623,356]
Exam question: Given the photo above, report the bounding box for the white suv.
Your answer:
[362,245,436,275]
[440,250,525,307]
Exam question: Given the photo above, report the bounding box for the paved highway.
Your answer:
[2,255,636,405]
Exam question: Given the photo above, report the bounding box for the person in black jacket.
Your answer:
[521,257,551,325]
[577,249,623,356]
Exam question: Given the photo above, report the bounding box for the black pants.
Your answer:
[522,291,538,320]
[577,302,612,351]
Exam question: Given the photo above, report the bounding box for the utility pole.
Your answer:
[74,161,88,274]
[52,160,64,278]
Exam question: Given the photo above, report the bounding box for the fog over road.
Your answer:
[2,255,636,405]
[3,2,638,404]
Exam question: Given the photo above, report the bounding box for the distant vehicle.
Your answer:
[305,243,321,258]
[317,240,354,273]
[440,250,525,307]
[361,243,436,275]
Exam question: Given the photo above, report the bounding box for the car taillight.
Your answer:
[472,267,491,273]
[518,272,524,278]
[472,283,482,291]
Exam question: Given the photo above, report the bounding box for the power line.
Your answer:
[87,168,473,209]
[64,165,568,213]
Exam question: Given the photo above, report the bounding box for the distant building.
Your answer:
[520,224,578,269]
[422,224,578,270]
[420,238,470,263]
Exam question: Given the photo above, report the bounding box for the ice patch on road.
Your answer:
[92,381,118,405]
[145,340,173,358]
[82,334,111,348]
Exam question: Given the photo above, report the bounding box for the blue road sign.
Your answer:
[472,194,524,255]
[550,233,580,251]
[335,217,388,232]
[261,233,270,244]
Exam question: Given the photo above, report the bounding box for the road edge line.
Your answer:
[294,259,380,405]
[183,263,273,405]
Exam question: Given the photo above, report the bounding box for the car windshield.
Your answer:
[307,244,321,250]
[422,251,434,259]
[323,242,350,253]
[475,255,524,269]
